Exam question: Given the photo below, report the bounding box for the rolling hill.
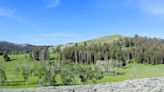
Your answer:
[0,41,35,55]
[83,34,122,44]
[56,34,123,49]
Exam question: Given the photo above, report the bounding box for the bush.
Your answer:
[15,66,21,83]
[93,66,104,80]
[49,57,56,60]
[21,65,30,85]
[55,74,63,85]
[71,74,81,85]
[78,64,104,83]
[60,66,73,85]
[78,65,93,82]
[0,65,7,85]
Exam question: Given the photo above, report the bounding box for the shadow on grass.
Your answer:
[0,80,39,87]
[11,58,17,61]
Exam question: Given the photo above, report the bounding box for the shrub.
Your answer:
[78,65,91,82]
[15,66,21,83]
[60,66,73,85]
[55,74,63,85]
[78,64,104,83]
[71,74,81,85]
[21,65,30,85]
[0,65,7,85]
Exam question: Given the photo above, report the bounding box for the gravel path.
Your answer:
[1,77,164,92]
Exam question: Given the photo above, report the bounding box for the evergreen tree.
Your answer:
[3,51,10,62]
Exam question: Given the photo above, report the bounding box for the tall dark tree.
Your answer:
[3,51,10,62]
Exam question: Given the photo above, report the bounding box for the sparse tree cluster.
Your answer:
[32,46,50,61]
[124,35,164,65]
[18,60,103,86]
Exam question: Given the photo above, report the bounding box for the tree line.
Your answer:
[61,35,164,65]
[2,46,50,62]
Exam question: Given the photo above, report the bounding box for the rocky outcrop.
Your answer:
[1,77,164,92]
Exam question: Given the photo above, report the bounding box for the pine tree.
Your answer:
[3,51,10,62]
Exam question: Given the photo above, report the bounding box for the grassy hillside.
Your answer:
[82,34,122,44]
[57,34,122,48]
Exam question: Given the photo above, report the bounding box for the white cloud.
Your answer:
[0,8,14,17]
[20,33,78,40]
[126,0,164,16]
[138,0,164,16]
[0,7,22,20]
[45,0,60,8]
[18,32,81,45]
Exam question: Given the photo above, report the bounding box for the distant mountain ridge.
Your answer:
[0,41,35,55]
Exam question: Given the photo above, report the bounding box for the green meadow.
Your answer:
[1,54,164,88]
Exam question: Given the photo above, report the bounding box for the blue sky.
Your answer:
[0,0,164,45]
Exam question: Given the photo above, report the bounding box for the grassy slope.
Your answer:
[82,34,122,44]
[56,34,122,49]
[0,54,41,88]
[0,54,57,88]
[97,64,164,83]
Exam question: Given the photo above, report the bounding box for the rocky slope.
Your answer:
[1,77,164,92]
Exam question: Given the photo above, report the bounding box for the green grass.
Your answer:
[82,34,122,44]
[58,34,122,48]
[0,53,60,88]
[97,63,164,83]
[0,54,43,88]
[1,54,164,88]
